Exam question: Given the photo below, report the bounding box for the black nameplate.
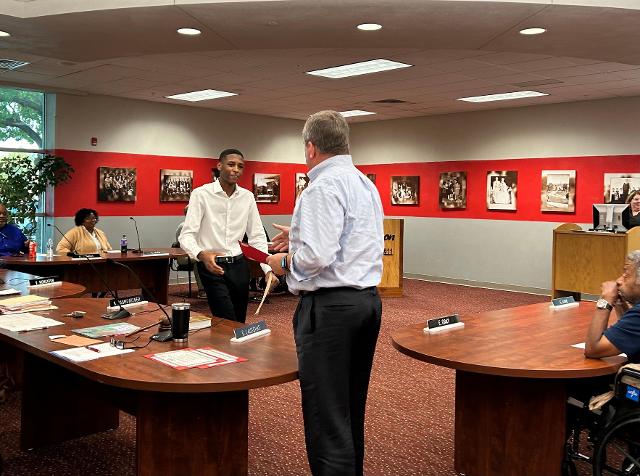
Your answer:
[552,296,576,307]
[427,314,459,330]
[109,295,144,307]
[233,320,268,340]
[29,276,59,286]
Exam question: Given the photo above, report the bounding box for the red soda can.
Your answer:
[28,241,37,258]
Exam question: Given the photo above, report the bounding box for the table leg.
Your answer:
[136,390,248,476]
[20,354,119,450]
[454,370,566,476]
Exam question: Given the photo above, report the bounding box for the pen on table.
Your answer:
[18,326,50,333]
[86,346,101,353]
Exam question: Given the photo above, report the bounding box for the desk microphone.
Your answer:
[129,217,143,254]
[48,224,131,319]
[107,259,172,341]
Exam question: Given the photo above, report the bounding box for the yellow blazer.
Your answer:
[56,226,112,254]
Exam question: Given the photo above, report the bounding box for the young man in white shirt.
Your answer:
[179,149,273,322]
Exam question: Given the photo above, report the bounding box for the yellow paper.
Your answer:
[52,335,103,347]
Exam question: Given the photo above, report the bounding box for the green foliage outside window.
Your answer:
[0,154,74,236]
[0,88,44,148]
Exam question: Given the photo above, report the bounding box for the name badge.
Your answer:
[234,320,268,340]
[427,314,459,329]
[82,253,101,258]
[110,295,144,307]
[28,276,60,286]
[424,314,465,334]
[550,296,578,310]
[552,296,576,307]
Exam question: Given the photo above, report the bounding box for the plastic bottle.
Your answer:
[120,234,128,253]
[46,238,54,258]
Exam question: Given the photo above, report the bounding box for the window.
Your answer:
[0,86,49,248]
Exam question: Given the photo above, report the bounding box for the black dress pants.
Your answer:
[294,286,382,476]
[197,257,250,323]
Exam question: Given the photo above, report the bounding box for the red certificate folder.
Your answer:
[238,241,269,264]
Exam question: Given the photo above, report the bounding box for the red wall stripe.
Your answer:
[54,149,640,223]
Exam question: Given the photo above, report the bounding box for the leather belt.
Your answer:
[215,254,244,264]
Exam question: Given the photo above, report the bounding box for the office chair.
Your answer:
[170,241,194,297]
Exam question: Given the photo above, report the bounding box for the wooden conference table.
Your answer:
[0,268,86,299]
[0,298,298,476]
[2,248,186,304]
[391,301,626,476]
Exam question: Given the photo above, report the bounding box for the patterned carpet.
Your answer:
[0,279,551,476]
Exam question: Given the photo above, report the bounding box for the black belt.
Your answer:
[214,254,244,264]
[299,286,375,296]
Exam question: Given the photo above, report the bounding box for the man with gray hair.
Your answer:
[585,250,640,362]
[267,110,384,475]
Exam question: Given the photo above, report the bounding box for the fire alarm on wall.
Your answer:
[91,137,98,146]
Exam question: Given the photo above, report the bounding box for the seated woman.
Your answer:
[625,190,640,229]
[56,208,112,255]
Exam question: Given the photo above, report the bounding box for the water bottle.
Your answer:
[46,238,54,258]
[120,234,128,253]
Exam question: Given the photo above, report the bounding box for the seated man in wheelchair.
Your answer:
[564,250,640,475]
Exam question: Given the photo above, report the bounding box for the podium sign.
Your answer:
[378,218,403,297]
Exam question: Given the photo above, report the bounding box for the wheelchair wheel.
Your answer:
[593,413,640,475]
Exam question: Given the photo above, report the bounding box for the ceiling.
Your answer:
[1,0,640,122]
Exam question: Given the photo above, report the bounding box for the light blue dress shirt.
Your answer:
[287,154,384,294]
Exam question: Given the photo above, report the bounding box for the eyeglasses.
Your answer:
[110,335,140,350]
[84,216,99,222]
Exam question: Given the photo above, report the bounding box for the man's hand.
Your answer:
[601,281,619,304]
[197,250,224,275]
[271,224,290,252]
[267,253,288,276]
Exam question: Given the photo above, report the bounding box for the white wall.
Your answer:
[55,93,305,162]
[350,96,640,164]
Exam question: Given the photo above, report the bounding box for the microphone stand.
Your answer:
[107,259,173,341]
[48,224,131,319]
[129,217,143,254]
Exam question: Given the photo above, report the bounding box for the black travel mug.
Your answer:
[171,303,190,342]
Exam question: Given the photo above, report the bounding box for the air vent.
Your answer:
[372,98,408,104]
[0,59,30,71]
[512,79,563,88]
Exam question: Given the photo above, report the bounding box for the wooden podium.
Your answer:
[552,223,640,298]
[378,218,404,297]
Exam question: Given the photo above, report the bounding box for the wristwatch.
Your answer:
[596,298,613,311]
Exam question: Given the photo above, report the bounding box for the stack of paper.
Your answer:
[73,322,141,338]
[0,294,53,314]
[0,312,64,332]
[145,347,246,370]
[51,342,134,362]
[0,288,21,296]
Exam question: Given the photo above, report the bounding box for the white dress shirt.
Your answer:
[179,181,271,274]
[287,154,384,294]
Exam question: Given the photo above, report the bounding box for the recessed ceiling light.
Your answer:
[357,23,382,31]
[307,59,412,79]
[0,31,10,37]
[340,110,376,117]
[519,27,546,35]
[177,27,201,36]
[457,90,549,103]
[166,89,237,102]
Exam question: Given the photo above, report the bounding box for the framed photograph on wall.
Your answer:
[439,171,467,209]
[604,173,640,204]
[391,176,419,205]
[486,171,517,210]
[541,170,576,212]
[295,173,309,202]
[98,166,137,202]
[366,173,376,184]
[253,173,280,203]
[160,169,193,202]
